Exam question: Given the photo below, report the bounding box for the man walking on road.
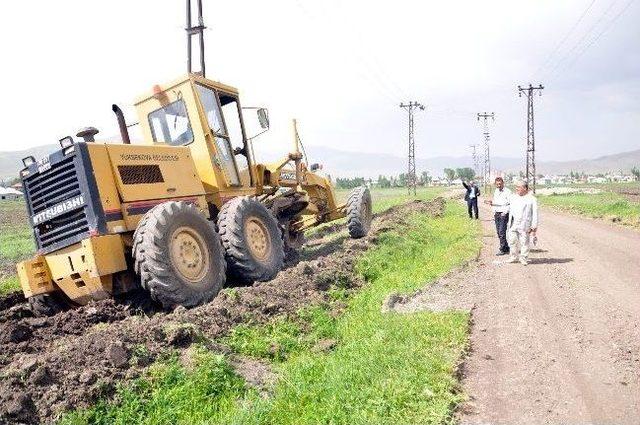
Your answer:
[463,180,480,219]
[484,177,511,256]
[507,180,538,265]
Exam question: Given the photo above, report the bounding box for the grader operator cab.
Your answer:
[16,2,372,315]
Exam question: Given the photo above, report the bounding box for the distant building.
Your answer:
[588,176,607,184]
[0,187,23,201]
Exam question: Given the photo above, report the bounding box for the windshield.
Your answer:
[148,99,194,146]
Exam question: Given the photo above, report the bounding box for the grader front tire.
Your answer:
[217,197,284,284]
[132,201,226,309]
[346,186,372,239]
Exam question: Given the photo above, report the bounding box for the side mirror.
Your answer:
[257,108,270,129]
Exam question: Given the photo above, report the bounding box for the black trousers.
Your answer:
[494,212,510,253]
[467,199,479,219]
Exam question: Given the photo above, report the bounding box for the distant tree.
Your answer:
[443,168,456,184]
[631,167,640,181]
[397,173,407,187]
[335,177,365,189]
[419,171,432,186]
[456,167,475,182]
[377,175,391,188]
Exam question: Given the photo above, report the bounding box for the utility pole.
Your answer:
[399,101,425,195]
[518,84,544,193]
[186,0,206,76]
[469,144,480,179]
[477,112,495,193]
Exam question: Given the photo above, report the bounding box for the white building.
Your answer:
[0,187,23,201]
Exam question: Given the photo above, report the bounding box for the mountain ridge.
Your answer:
[1,143,638,181]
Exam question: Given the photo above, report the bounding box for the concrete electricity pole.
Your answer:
[518,84,544,193]
[400,101,425,195]
[477,112,495,193]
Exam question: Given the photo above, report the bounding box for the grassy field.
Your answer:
[0,200,33,295]
[63,190,482,425]
[538,191,640,227]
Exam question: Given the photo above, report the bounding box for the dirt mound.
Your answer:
[0,198,445,424]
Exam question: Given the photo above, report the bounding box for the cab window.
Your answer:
[195,84,225,135]
[148,99,194,146]
[195,84,242,186]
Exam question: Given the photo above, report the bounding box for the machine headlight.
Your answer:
[59,136,74,149]
[22,156,35,167]
[63,145,76,155]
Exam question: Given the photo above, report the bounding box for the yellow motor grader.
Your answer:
[15,3,372,315]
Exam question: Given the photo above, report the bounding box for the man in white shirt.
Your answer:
[507,180,539,265]
[484,177,512,256]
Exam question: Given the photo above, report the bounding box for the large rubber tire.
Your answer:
[132,201,226,309]
[347,186,372,239]
[217,197,284,283]
[28,292,72,317]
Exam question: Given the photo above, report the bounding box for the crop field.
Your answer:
[537,190,640,228]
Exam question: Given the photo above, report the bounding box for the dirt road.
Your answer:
[395,205,640,424]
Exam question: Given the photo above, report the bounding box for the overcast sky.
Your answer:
[0,0,638,163]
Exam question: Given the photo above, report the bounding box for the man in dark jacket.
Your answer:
[462,181,480,219]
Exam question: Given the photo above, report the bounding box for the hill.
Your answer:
[1,144,638,181]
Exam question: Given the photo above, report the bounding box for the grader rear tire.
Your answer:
[346,186,372,239]
[132,201,226,309]
[217,197,284,284]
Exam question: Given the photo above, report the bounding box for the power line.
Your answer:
[561,0,637,74]
[544,0,622,81]
[293,0,403,103]
[517,84,544,193]
[530,0,598,79]
[400,101,426,196]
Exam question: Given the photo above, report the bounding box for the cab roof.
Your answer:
[134,74,240,106]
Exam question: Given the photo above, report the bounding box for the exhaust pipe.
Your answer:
[112,104,131,144]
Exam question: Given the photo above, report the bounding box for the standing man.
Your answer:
[462,180,480,219]
[507,180,538,265]
[484,177,511,256]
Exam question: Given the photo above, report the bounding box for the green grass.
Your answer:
[222,305,338,362]
[538,192,640,227]
[0,275,20,295]
[236,204,479,425]
[336,186,446,214]
[60,347,253,425]
[0,200,33,294]
[64,201,480,425]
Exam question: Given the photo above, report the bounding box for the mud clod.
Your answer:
[29,366,52,386]
[167,324,199,347]
[2,323,32,343]
[107,343,129,368]
[79,371,97,385]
